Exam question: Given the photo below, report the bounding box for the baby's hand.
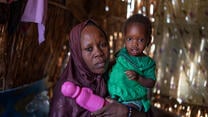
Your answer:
[125,70,138,80]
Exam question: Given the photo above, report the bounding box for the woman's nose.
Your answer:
[94,47,104,57]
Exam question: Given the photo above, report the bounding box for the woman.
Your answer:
[49,19,147,117]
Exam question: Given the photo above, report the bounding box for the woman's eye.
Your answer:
[85,47,93,52]
[100,42,107,48]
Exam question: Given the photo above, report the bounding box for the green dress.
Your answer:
[108,48,156,112]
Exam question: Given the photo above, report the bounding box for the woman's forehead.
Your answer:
[82,25,105,38]
[81,26,106,44]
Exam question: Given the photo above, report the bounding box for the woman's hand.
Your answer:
[91,98,128,117]
[91,98,148,117]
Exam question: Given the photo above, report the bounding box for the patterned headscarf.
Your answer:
[49,20,108,117]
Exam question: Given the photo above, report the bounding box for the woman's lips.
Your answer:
[95,61,105,68]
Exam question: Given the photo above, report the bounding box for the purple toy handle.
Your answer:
[61,81,108,112]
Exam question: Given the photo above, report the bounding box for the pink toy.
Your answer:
[61,81,108,112]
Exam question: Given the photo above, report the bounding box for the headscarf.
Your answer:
[49,20,108,117]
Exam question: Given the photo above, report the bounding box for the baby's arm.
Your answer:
[125,70,155,88]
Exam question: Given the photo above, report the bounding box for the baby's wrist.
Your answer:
[136,74,140,81]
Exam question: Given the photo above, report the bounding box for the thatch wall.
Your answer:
[0,1,73,90]
[0,0,127,90]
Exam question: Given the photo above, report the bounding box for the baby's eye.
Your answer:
[126,38,132,41]
[138,38,145,42]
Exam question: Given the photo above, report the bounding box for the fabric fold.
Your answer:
[21,0,47,44]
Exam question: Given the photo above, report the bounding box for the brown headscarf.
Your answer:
[49,20,108,117]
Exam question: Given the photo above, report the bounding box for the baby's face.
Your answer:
[125,23,147,56]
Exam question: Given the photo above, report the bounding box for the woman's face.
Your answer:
[81,25,110,74]
[125,23,147,56]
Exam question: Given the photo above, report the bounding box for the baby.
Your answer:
[108,14,156,112]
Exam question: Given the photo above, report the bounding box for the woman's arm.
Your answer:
[91,99,147,117]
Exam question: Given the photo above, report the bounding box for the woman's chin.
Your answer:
[93,68,105,74]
